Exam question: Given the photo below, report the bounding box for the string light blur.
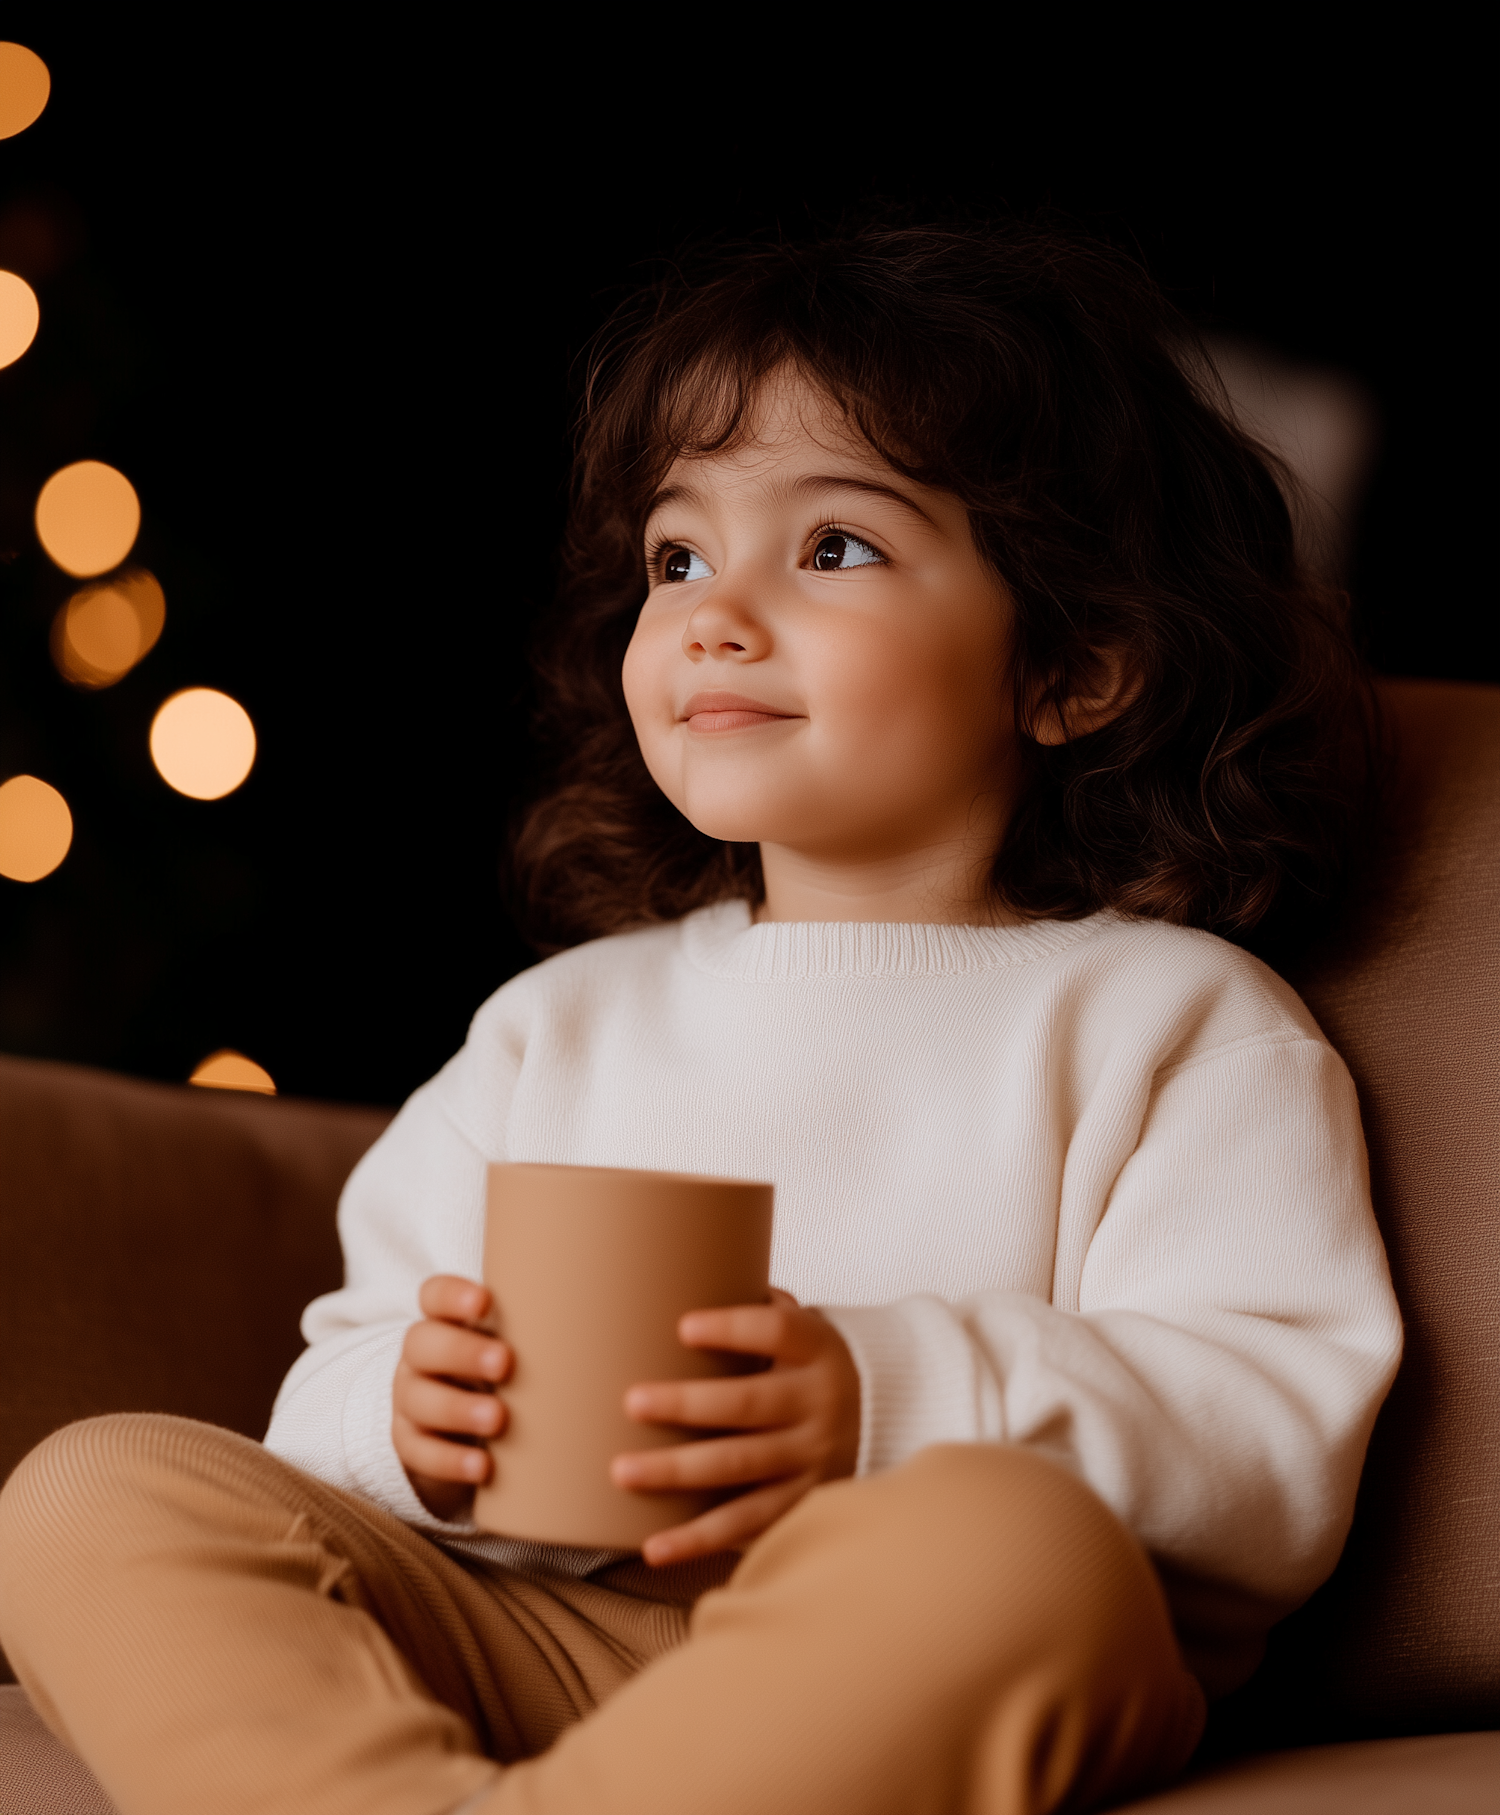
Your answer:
[149,688,257,799]
[35,461,142,577]
[0,775,73,882]
[0,44,50,139]
[52,570,166,688]
[0,269,39,368]
[189,1050,276,1095]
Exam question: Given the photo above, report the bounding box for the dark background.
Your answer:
[0,23,1494,1107]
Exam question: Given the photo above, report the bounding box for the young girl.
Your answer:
[0,226,1401,1815]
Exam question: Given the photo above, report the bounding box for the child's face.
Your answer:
[623,370,1019,919]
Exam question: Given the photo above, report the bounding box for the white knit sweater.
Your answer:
[266,902,1402,1692]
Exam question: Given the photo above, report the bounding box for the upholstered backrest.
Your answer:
[1206,679,1500,1750]
[0,1059,388,1682]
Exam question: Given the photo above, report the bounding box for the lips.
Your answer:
[680,691,799,733]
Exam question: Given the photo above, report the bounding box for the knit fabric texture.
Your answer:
[265,905,1402,1695]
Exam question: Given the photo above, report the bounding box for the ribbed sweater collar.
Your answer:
[681,899,1112,982]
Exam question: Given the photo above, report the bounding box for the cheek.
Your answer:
[621,610,684,797]
[822,624,1001,771]
[622,612,670,733]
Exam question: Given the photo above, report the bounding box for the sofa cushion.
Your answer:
[0,1684,117,1813]
[0,1057,389,1682]
[1114,1731,1500,1813]
[0,1057,390,1491]
[1200,680,1500,1750]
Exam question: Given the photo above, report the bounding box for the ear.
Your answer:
[1029,647,1141,747]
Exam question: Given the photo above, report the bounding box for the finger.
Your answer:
[678,1302,820,1361]
[641,1476,813,1566]
[624,1371,806,1431]
[402,1320,510,1385]
[393,1415,494,1485]
[418,1274,493,1327]
[396,1367,506,1441]
[612,1429,808,1492]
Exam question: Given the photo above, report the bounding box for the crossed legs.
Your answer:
[0,1416,1203,1815]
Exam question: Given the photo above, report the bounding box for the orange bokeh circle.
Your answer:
[35,461,141,577]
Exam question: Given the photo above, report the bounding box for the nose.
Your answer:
[682,589,771,663]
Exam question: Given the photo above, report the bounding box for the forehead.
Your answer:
[653,368,892,500]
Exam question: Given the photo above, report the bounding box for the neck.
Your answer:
[755,835,1015,927]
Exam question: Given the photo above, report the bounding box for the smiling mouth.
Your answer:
[680,692,800,733]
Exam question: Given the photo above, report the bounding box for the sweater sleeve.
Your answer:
[263,1052,504,1536]
[820,1035,1402,1692]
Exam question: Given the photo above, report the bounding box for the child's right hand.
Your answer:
[392,1274,510,1520]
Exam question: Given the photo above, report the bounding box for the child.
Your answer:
[0,225,1402,1815]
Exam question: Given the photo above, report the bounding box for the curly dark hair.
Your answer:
[512,223,1373,953]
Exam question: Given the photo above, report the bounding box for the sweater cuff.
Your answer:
[819,1297,993,1477]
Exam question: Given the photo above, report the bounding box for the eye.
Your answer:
[661,547,713,584]
[812,532,883,572]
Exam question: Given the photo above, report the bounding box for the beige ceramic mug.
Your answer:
[473,1162,774,1550]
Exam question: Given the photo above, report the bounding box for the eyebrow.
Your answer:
[645,482,703,516]
[645,472,937,529]
[788,474,937,527]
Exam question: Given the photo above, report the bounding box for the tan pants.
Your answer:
[0,1415,1203,1815]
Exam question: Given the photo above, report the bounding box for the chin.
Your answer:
[681,809,772,845]
[673,786,782,846]
[663,760,814,845]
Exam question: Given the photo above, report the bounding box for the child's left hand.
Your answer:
[612,1288,861,1565]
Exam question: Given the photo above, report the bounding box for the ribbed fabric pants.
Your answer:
[0,1415,1203,1815]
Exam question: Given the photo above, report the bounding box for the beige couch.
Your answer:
[2,677,1496,1811]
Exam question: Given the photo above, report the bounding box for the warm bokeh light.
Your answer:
[189,1050,277,1095]
[149,688,257,800]
[0,44,50,139]
[0,269,38,368]
[35,460,141,577]
[52,570,167,688]
[0,775,73,882]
